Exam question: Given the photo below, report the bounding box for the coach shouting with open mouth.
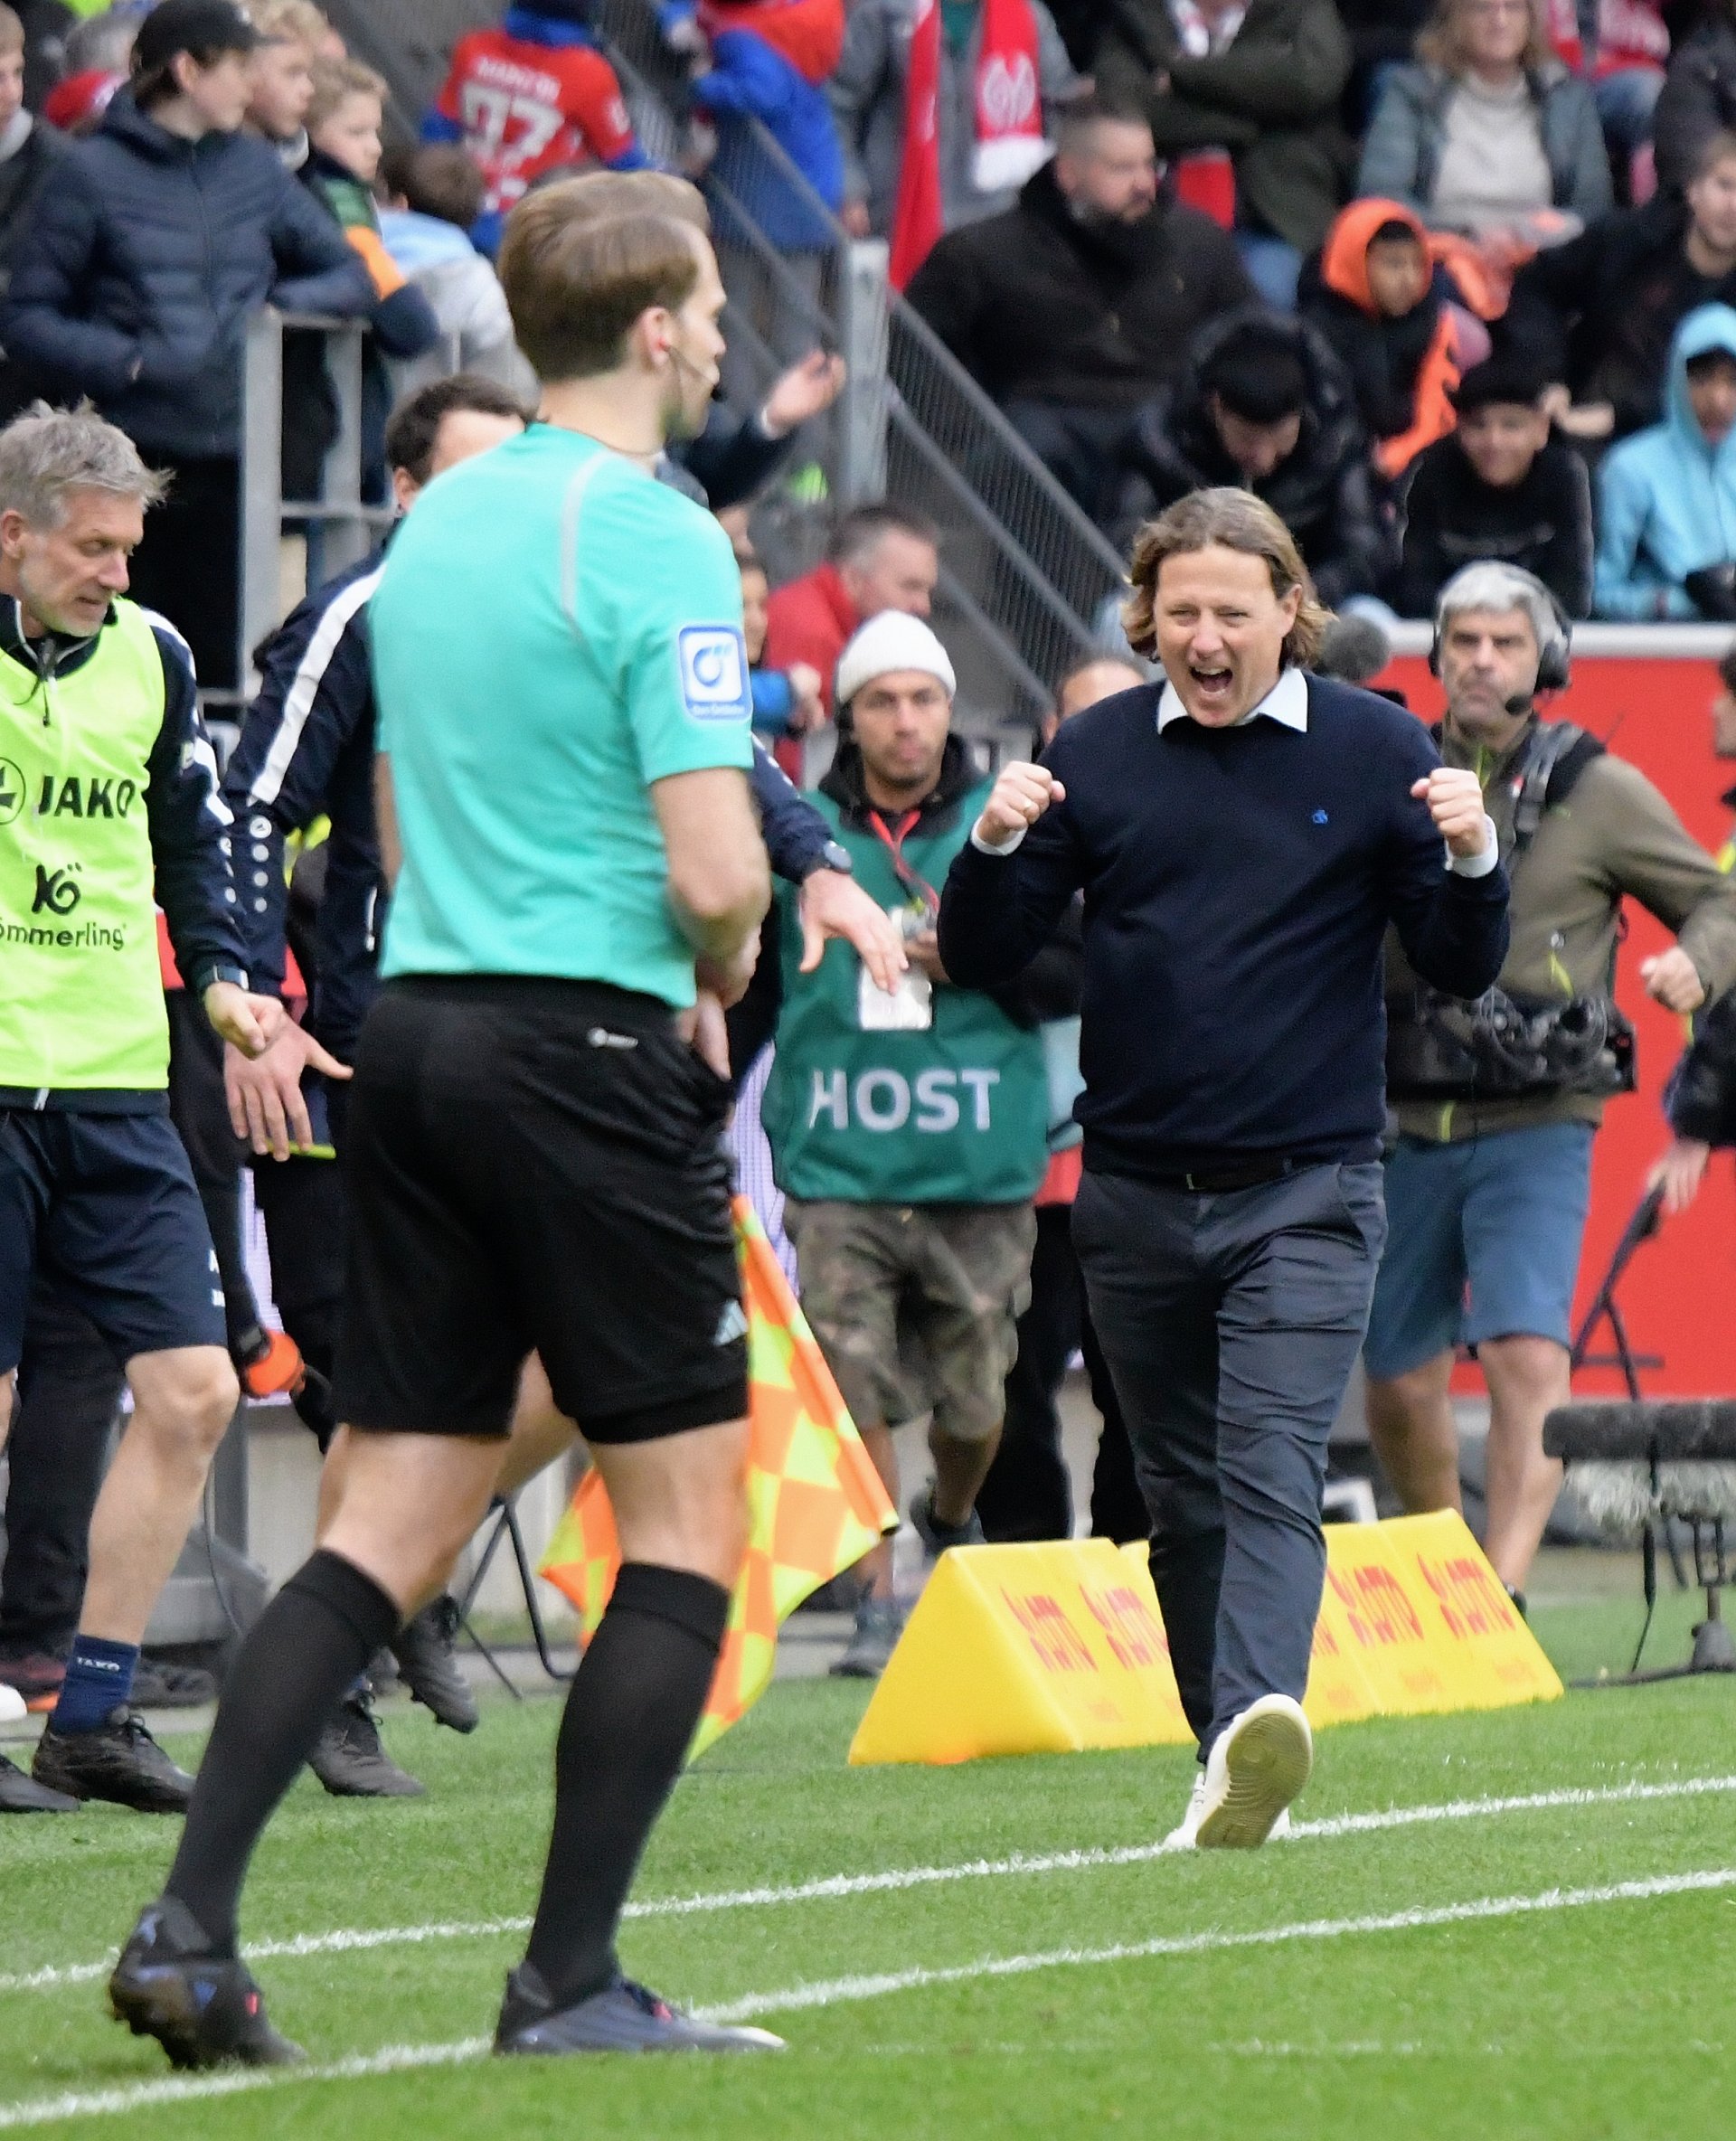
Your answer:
[939,489,1510,1850]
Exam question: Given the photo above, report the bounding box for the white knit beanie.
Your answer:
[835,609,957,711]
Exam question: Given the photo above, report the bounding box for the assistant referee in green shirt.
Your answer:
[113,172,785,2065]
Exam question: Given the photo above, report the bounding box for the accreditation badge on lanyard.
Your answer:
[859,809,938,1032]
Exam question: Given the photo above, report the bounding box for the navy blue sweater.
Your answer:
[938,674,1510,1179]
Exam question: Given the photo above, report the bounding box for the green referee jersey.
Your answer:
[370,425,755,1010]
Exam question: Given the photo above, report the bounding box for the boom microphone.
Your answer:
[1316,612,1392,687]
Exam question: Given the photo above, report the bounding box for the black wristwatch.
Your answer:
[203,964,250,991]
[800,840,854,881]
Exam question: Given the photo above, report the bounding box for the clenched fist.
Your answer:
[975,761,1066,849]
[1640,948,1707,1014]
[1410,767,1494,860]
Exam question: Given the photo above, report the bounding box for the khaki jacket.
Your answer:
[1387,718,1736,1142]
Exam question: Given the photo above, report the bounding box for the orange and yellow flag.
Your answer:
[539,1197,896,1756]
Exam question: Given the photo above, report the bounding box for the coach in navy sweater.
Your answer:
[939,489,1509,1850]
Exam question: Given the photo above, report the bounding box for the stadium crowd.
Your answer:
[0,0,1734,1833]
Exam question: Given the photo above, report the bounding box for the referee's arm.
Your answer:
[656,767,771,986]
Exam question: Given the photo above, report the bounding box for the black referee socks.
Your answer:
[523,1561,730,2010]
[165,1550,401,1956]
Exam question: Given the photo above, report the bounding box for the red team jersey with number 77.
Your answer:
[435,27,638,215]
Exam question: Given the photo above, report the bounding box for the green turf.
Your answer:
[3,1570,1734,2139]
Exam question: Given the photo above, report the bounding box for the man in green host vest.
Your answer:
[0,404,286,1818]
[761,611,1050,1680]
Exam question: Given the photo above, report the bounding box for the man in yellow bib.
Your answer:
[0,403,282,1817]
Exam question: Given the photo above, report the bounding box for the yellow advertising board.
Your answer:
[846,1539,1194,1766]
[848,1513,1560,1768]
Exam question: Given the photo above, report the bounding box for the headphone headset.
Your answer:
[1429,565,1571,703]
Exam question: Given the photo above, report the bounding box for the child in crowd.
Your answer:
[1395,355,1594,619]
[1301,198,1487,483]
[425,0,647,255]
[740,546,824,759]
[379,143,532,390]
[1597,303,1736,619]
[304,58,440,496]
[675,0,845,401]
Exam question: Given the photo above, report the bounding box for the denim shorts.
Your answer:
[1362,1122,1596,1382]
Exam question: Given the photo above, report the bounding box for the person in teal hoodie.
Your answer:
[1596,303,1736,621]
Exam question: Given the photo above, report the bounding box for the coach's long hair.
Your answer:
[1121,489,1331,672]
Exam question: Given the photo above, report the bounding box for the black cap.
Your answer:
[134,0,261,73]
[1450,356,1547,414]
[1203,323,1308,425]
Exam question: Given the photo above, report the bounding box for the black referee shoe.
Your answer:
[495,1963,784,2055]
[33,1708,194,1813]
[110,1897,304,2071]
[390,1597,479,1733]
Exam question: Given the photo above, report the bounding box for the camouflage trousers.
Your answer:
[781,1198,1037,1443]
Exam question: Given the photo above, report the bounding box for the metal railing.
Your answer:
[598,0,1129,737]
[255,4,1131,739]
[222,311,461,719]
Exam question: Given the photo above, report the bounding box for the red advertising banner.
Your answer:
[1379,648,1735,1398]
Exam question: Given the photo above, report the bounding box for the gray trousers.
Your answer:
[1071,1163,1386,1754]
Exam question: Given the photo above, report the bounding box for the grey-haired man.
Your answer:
[1366,561,1736,1603]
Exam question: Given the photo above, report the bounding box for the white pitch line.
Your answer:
[0,1866,1729,2128]
[0,2037,490,2132]
[699,1865,1736,2023]
[7,1772,1735,2000]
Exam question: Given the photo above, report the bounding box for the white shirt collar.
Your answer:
[1156,665,1309,733]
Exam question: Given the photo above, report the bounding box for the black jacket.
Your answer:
[0,117,61,287]
[905,161,1256,412]
[1395,430,1595,620]
[1666,976,1736,1150]
[1334,0,1433,73]
[1501,196,1736,440]
[1654,21,1736,196]
[1095,0,1353,255]
[2,93,373,461]
[1110,309,1390,605]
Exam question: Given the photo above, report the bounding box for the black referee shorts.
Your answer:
[331,976,750,1444]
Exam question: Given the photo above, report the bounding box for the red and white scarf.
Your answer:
[1543,0,1668,79]
[889,0,1047,289]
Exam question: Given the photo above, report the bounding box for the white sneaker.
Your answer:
[1194,1693,1313,1850]
[0,1682,24,1726]
[1161,1772,1209,1851]
[1161,1776,1295,1852]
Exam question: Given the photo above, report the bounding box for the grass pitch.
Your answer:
[3,1573,1734,2140]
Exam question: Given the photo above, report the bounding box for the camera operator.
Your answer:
[1364,562,1736,1608]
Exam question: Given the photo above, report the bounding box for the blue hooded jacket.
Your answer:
[682,0,844,251]
[1596,304,1736,621]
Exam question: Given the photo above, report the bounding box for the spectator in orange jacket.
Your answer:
[1300,196,1480,481]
